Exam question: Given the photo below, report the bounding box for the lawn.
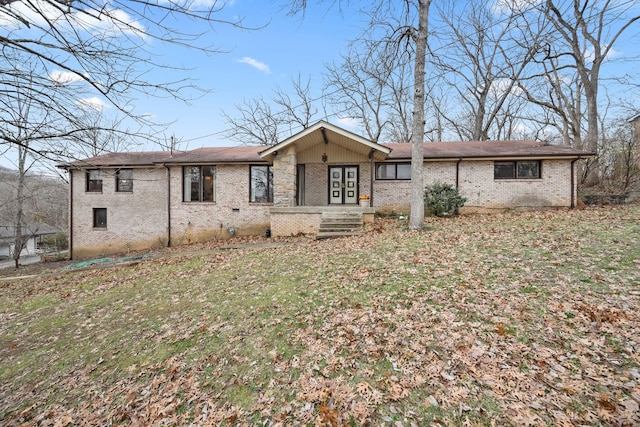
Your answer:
[1,205,639,426]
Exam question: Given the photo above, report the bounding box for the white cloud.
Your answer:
[0,0,146,39]
[237,57,271,74]
[491,0,542,15]
[76,97,109,112]
[49,70,84,85]
[336,117,359,130]
[489,78,523,99]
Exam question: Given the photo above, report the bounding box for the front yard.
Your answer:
[1,205,639,425]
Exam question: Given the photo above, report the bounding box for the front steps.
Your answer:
[316,211,364,239]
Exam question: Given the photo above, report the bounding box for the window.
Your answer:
[183,166,215,202]
[116,169,133,192]
[375,163,411,180]
[250,165,273,203]
[93,208,107,228]
[86,170,103,192]
[494,161,541,179]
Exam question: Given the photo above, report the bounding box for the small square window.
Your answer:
[93,208,107,228]
[86,170,103,192]
[183,166,216,202]
[116,169,133,192]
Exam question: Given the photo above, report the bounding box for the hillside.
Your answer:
[1,206,639,425]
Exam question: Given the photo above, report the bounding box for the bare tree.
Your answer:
[223,74,319,145]
[599,118,639,191]
[1,0,253,157]
[429,0,541,141]
[324,40,413,143]
[517,0,639,186]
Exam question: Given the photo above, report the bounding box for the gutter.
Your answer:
[455,158,462,189]
[69,169,73,260]
[570,158,578,209]
[164,165,172,247]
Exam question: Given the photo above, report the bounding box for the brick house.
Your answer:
[61,120,593,259]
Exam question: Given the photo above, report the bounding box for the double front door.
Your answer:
[329,166,358,205]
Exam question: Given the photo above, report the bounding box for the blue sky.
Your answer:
[1,0,639,170]
[131,0,366,151]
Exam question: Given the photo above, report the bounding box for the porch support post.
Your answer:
[272,145,297,207]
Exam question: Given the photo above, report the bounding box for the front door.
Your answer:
[329,166,358,204]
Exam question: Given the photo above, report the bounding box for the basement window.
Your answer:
[494,161,541,179]
[93,208,107,228]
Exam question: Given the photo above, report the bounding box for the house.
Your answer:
[60,121,593,259]
[0,223,59,259]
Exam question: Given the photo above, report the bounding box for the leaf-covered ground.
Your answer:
[1,205,639,426]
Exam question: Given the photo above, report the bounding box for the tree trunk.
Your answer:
[13,144,27,269]
[409,0,431,230]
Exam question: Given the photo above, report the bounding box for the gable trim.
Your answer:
[259,120,391,160]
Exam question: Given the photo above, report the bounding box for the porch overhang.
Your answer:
[259,120,391,162]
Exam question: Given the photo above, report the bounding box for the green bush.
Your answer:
[424,182,467,217]
[41,232,69,250]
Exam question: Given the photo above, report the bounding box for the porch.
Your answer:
[269,205,375,237]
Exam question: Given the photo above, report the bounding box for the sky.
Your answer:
[129,0,367,152]
[1,0,639,170]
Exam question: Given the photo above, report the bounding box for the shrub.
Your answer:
[41,232,69,251]
[424,182,467,217]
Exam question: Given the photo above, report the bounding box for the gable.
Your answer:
[260,121,391,162]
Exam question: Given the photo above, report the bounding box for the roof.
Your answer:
[383,140,594,160]
[60,128,593,169]
[260,120,391,161]
[0,223,59,240]
[61,151,171,168]
[161,146,265,164]
[61,147,267,168]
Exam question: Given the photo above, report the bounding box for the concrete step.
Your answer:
[317,211,364,239]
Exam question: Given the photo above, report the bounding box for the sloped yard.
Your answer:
[1,205,639,426]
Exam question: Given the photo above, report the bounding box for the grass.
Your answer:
[1,205,640,425]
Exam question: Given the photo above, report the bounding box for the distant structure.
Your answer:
[630,113,640,170]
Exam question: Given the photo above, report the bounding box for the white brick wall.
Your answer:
[71,167,168,259]
[373,159,575,212]
[168,164,271,245]
[70,158,577,258]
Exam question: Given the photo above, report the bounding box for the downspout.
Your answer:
[68,168,73,260]
[455,158,462,189]
[369,149,375,206]
[164,165,171,247]
[570,158,578,209]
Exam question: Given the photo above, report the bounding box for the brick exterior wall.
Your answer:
[70,167,168,259]
[168,164,271,245]
[373,159,575,213]
[70,156,577,258]
[71,164,272,259]
[270,209,322,236]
